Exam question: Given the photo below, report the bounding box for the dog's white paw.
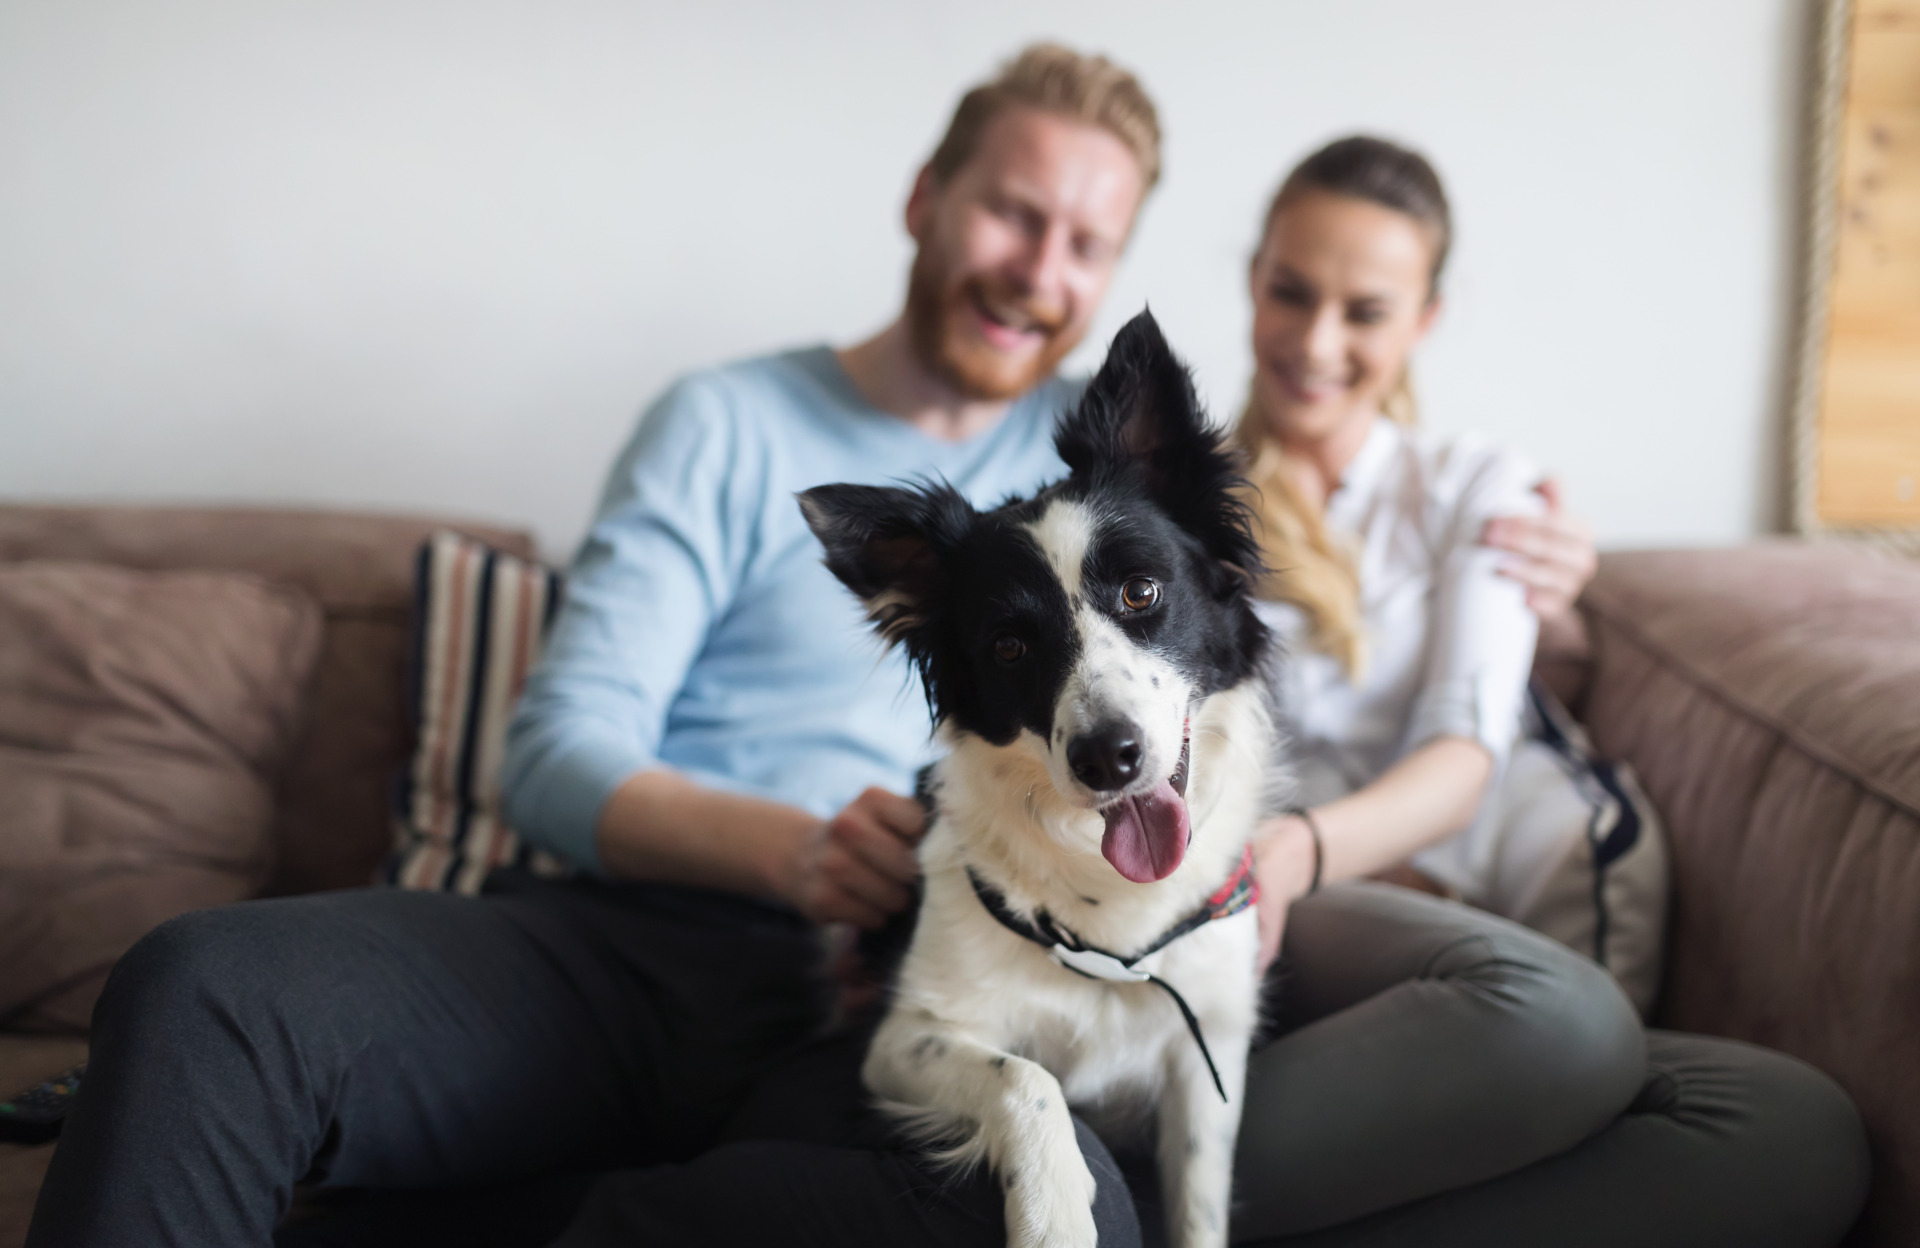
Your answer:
[1170,1207,1230,1248]
[1003,1149,1099,1248]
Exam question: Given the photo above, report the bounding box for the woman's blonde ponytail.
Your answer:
[1236,409,1369,674]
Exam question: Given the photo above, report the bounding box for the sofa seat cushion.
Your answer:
[0,1034,87,1245]
[0,562,323,1032]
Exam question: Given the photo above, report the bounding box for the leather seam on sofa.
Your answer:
[1586,596,1920,823]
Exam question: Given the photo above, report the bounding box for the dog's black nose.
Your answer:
[1067,723,1143,793]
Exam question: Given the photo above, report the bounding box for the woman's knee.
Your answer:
[1430,916,1646,1129]
[1640,1032,1870,1244]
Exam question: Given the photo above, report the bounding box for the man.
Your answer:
[496,44,1157,936]
[29,43,1596,1248]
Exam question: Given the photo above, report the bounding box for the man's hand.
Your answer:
[1481,477,1597,650]
[596,771,927,927]
[782,787,926,928]
[1250,814,1320,974]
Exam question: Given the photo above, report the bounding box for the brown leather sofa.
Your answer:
[0,507,1914,1246]
[0,506,534,1243]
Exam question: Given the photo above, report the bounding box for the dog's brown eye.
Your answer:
[993,635,1026,664]
[1121,578,1159,612]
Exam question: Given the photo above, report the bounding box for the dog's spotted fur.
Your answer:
[801,310,1276,1248]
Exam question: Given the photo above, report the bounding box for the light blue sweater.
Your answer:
[500,347,1079,872]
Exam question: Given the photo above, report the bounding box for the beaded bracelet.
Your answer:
[1282,806,1325,895]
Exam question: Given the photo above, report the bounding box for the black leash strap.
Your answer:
[1085,964,1227,1102]
[965,867,1243,1103]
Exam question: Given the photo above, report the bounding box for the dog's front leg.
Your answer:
[1156,1032,1249,1248]
[866,1011,1099,1248]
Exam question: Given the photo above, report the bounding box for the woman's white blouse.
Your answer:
[1256,418,1543,809]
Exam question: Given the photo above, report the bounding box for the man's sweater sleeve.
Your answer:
[500,376,753,872]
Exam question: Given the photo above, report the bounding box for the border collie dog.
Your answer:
[800,311,1275,1248]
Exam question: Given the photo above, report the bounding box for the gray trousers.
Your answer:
[1225,883,1869,1246]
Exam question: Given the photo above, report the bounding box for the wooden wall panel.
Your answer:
[1816,0,1920,525]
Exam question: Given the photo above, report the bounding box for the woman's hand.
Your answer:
[781,787,926,928]
[1480,477,1596,653]
[1251,814,1321,974]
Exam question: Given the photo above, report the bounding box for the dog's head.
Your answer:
[801,310,1268,883]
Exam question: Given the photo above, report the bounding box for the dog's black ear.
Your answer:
[797,481,974,647]
[1057,309,1201,475]
[1056,309,1263,582]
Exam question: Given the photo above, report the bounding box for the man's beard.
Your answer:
[904,248,1081,403]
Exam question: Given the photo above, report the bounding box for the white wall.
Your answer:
[0,0,1808,557]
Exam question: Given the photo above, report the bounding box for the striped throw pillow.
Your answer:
[384,531,573,894]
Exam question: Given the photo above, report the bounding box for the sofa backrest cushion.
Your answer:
[0,561,323,1032]
[1586,542,1919,813]
[0,506,538,894]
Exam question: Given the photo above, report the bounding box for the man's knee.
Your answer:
[1072,1116,1142,1248]
[95,903,304,1042]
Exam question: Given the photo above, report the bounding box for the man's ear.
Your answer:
[904,165,940,243]
[797,481,972,646]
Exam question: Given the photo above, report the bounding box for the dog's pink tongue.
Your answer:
[1099,781,1191,883]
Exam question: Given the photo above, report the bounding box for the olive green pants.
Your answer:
[1221,884,1868,1247]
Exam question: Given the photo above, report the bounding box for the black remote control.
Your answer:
[0,1065,84,1145]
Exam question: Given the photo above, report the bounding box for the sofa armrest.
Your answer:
[1577,541,1920,1247]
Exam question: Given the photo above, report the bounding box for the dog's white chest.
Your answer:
[914,886,1259,1109]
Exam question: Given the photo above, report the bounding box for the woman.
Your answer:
[1225,136,1867,1246]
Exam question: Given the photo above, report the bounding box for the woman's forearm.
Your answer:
[1310,735,1492,884]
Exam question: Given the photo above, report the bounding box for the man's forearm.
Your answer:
[594,768,814,903]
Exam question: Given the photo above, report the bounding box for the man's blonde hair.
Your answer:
[927,43,1162,191]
